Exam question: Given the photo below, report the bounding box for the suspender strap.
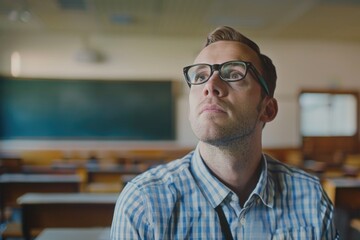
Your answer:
[215,205,234,240]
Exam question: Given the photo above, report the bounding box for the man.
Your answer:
[111,26,338,239]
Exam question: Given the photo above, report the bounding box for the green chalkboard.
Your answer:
[0,78,175,140]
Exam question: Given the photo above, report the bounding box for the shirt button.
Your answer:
[240,217,246,225]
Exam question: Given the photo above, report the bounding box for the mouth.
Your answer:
[200,104,227,114]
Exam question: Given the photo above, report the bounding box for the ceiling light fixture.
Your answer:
[74,36,105,63]
[8,9,32,22]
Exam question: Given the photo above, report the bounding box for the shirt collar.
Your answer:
[248,154,275,208]
[191,145,231,208]
[191,145,275,209]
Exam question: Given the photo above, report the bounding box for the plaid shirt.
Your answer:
[111,146,339,239]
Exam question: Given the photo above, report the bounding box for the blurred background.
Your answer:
[0,0,360,239]
[0,0,359,149]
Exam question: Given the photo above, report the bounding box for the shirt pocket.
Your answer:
[271,226,315,240]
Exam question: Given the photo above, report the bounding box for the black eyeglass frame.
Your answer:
[183,60,270,96]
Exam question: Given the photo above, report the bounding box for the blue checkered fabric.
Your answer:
[111,146,339,239]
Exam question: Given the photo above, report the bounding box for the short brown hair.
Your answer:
[205,26,277,97]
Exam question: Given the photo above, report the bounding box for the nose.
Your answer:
[202,71,228,97]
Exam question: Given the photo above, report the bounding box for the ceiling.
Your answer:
[0,0,360,42]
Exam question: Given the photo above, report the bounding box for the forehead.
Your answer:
[194,41,261,67]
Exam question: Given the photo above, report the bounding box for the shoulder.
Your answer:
[117,151,196,209]
[265,154,333,208]
[264,154,326,200]
[265,154,320,185]
[112,151,195,231]
[130,151,194,190]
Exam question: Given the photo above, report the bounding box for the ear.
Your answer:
[260,98,278,123]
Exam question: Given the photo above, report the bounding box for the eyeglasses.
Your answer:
[183,60,270,95]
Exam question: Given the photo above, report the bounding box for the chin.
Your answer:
[195,130,227,144]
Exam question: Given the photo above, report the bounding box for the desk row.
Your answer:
[2,192,117,240]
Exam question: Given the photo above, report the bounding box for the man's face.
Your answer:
[188,41,267,146]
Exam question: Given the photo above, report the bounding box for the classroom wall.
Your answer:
[0,32,360,151]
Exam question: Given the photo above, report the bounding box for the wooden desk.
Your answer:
[35,227,110,240]
[322,178,360,210]
[21,165,77,175]
[18,193,118,240]
[0,174,81,223]
[86,165,143,183]
[0,155,22,173]
[323,178,360,239]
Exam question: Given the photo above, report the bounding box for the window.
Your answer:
[300,92,357,136]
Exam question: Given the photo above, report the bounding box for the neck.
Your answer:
[199,137,263,206]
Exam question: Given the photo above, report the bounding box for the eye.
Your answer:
[188,65,210,83]
[228,70,245,80]
[222,63,247,80]
[194,70,210,83]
